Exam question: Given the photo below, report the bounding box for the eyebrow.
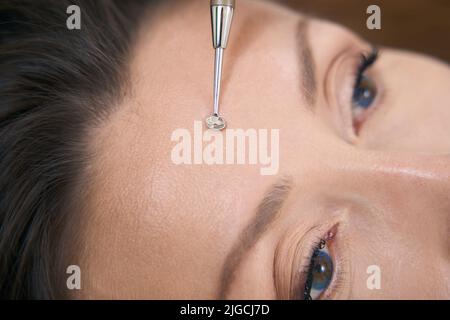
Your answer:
[217,177,293,299]
[297,18,317,108]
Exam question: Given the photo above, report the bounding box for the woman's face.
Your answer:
[79,0,450,299]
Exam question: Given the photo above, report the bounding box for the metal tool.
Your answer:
[206,0,236,131]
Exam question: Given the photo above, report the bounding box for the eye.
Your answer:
[303,240,334,300]
[353,74,377,111]
[351,50,379,130]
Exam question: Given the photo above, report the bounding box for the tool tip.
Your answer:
[206,114,227,131]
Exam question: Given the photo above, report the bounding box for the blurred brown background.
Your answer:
[275,0,450,62]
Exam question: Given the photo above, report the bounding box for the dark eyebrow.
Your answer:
[297,18,316,108]
[217,177,293,299]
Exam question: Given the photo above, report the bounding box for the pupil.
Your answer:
[311,250,333,291]
[353,74,377,109]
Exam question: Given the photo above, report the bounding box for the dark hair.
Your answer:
[0,0,157,299]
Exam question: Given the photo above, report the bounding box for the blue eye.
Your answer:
[303,242,334,300]
[352,74,377,110]
[351,49,379,128]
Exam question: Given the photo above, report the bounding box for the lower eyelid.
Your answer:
[321,224,352,300]
[312,224,339,300]
[319,235,341,299]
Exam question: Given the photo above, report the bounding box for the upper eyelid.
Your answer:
[273,224,318,299]
[272,204,350,300]
[322,45,356,108]
[274,223,331,300]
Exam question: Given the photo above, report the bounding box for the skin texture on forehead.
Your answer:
[79,0,294,298]
[75,0,450,299]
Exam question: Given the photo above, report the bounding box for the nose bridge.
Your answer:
[319,149,450,235]
[329,149,450,192]
[365,153,450,185]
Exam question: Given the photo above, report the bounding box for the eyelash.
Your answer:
[350,48,379,132]
[354,49,378,88]
[302,237,326,299]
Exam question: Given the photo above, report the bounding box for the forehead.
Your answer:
[85,0,307,297]
[117,1,305,202]
[129,0,302,125]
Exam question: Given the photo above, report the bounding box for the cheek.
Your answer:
[345,201,447,299]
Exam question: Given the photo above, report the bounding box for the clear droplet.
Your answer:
[205,114,226,131]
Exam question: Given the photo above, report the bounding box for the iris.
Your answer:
[310,250,333,291]
[353,74,377,109]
